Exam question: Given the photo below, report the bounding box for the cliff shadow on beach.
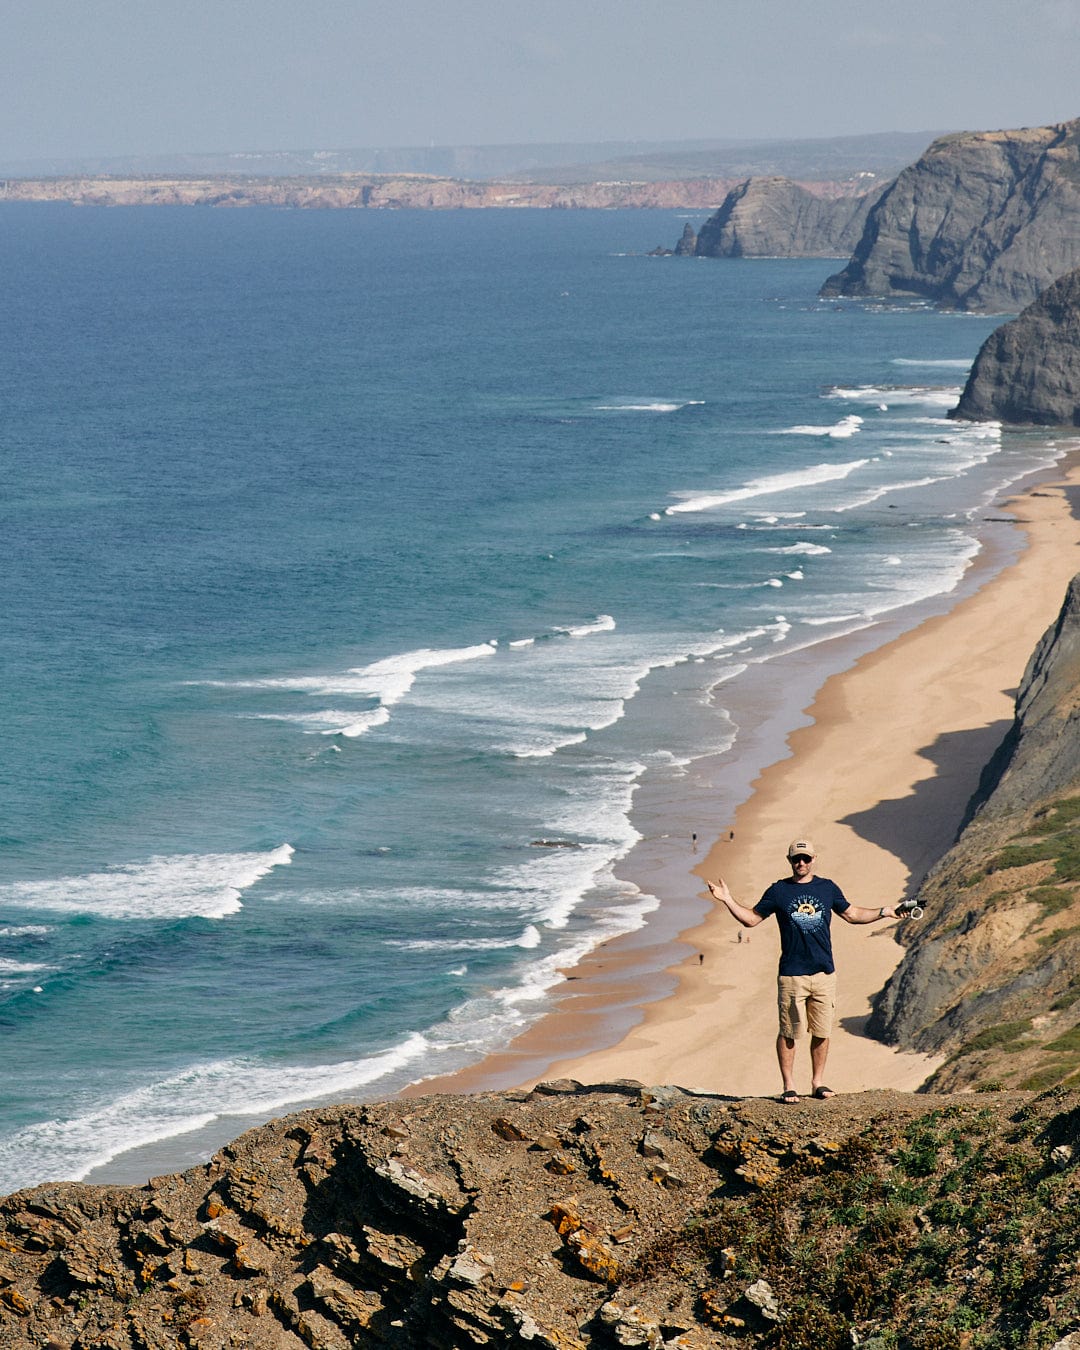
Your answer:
[839,720,1016,895]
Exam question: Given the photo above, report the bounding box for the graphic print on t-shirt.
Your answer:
[790,897,825,929]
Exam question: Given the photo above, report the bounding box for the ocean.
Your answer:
[0,203,1067,1193]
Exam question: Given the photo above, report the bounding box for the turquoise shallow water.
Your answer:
[0,204,1064,1190]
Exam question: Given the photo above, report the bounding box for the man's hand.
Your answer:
[896,899,925,919]
[707,878,732,903]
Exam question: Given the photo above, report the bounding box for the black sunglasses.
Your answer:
[790,854,813,864]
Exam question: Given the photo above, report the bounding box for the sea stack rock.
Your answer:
[951,267,1080,424]
[822,119,1080,311]
[673,222,697,255]
[692,176,882,258]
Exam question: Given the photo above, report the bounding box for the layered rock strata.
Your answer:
[821,119,1080,311]
[951,267,1080,424]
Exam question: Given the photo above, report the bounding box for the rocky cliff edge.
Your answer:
[2,1081,1080,1348]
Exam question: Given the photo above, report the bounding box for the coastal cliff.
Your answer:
[871,569,1080,1091]
[821,119,1080,311]
[688,176,885,258]
[951,267,1080,424]
[2,1082,1080,1348]
[0,174,746,212]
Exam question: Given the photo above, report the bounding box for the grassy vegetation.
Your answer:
[1051,981,1080,1011]
[1037,924,1080,948]
[1029,797,1080,834]
[1045,1026,1080,1054]
[955,1021,1033,1057]
[981,798,1080,884]
[626,1095,1080,1348]
[1030,885,1076,915]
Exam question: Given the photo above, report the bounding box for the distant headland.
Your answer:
[0,129,937,213]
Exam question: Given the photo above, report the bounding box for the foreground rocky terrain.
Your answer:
[2,1081,1079,1349]
[821,119,1080,311]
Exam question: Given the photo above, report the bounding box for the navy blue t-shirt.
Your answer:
[753,875,850,976]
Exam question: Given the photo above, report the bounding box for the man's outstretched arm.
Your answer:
[838,903,898,924]
[707,878,765,927]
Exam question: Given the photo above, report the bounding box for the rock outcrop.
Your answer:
[673,222,697,256]
[871,569,1080,1090]
[951,267,1080,424]
[690,176,885,258]
[821,119,1080,311]
[3,1081,1080,1348]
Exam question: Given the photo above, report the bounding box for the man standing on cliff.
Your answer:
[707,839,899,1103]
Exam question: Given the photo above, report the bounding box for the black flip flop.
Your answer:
[813,1086,835,1100]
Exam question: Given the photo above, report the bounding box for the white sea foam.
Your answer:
[513,732,589,758]
[195,642,498,705]
[242,706,392,738]
[394,620,706,762]
[0,925,52,937]
[552,614,616,638]
[422,874,659,1043]
[388,924,544,953]
[0,854,660,1190]
[762,542,833,556]
[827,384,962,410]
[0,959,49,974]
[594,400,704,413]
[892,358,972,368]
[663,459,869,515]
[832,475,952,510]
[780,414,863,438]
[0,1031,431,1193]
[0,844,294,921]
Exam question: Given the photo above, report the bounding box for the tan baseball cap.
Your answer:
[787,839,816,858]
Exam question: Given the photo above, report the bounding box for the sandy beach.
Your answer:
[411,466,1080,1103]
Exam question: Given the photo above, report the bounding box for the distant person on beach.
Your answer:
[707,837,899,1104]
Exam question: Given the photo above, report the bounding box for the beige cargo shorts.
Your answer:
[777,971,837,1039]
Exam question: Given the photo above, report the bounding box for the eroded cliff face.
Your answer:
[821,119,1080,311]
[871,569,1080,1091]
[691,176,885,258]
[2,1082,1080,1349]
[951,267,1080,425]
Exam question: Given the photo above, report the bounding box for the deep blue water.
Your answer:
[0,204,1059,1190]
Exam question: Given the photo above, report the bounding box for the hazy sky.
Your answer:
[4,0,1079,161]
